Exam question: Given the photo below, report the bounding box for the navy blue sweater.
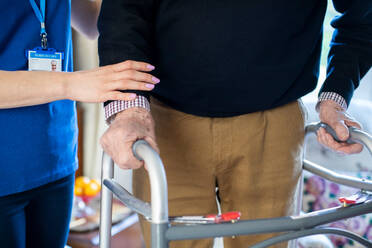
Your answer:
[98,0,372,117]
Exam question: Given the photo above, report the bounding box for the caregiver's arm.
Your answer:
[71,0,102,40]
[0,60,158,109]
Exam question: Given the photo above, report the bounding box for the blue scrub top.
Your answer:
[0,0,78,197]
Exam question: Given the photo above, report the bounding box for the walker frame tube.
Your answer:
[164,200,372,240]
[99,123,372,248]
[132,140,169,247]
[99,153,114,248]
[303,159,372,191]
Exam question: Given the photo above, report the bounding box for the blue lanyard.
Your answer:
[29,0,48,49]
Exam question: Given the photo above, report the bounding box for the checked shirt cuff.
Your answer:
[316,92,347,112]
[104,95,150,124]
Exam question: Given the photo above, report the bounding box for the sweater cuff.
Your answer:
[316,92,347,112]
[104,96,150,124]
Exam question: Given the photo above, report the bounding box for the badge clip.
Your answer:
[41,32,48,50]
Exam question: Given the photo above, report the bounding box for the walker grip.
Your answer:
[305,122,355,144]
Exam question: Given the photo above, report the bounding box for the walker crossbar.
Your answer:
[99,122,372,248]
[163,200,372,241]
[303,159,372,191]
[105,176,372,243]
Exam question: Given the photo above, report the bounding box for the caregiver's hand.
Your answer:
[66,60,159,102]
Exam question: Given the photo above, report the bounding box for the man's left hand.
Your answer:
[317,100,363,154]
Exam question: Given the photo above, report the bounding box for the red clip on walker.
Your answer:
[339,191,370,207]
[169,211,241,224]
[205,211,241,223]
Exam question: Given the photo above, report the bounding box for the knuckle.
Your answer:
[106,64,114,70]
[131,159,142,169]
[125,60,134,67]
[335,127,348,139]
[118,161,128,168]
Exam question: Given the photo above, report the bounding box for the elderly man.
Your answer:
[98,0,371,247]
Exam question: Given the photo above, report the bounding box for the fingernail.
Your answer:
[147,65,155,70]
[129,93,136,99]
[146,84,155,89]
[152,77,160,84]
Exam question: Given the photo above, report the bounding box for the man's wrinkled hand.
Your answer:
[100,107,158,169]
[317,100,363,154]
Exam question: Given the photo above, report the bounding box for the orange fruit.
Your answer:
[91,179,101,189]
[85,181,101,197]
[74,186,84,196]
[75,176,90,188]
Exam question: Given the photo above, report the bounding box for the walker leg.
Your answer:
[99,152,114,248]
[152,223,169,248]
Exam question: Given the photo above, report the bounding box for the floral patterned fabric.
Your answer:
[303,171,372,248]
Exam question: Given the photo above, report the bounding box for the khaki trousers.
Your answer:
[133,98,306,248]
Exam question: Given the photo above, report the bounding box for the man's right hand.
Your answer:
[100,107,158,170]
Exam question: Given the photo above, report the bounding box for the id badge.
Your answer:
[27,47,64,72]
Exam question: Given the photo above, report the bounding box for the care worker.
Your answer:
[0,0,158,247]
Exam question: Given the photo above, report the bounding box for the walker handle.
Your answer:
[305,122,372,155]
[103,140,168,224]
[99,140,169,248]
[132,140,168,224]
[305,122,355,143]
[304,122,372,191]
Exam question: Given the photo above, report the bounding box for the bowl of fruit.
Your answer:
[74,176,101,204]
[70,176,132,232]
[71,176,101,224]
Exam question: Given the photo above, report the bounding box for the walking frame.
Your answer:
[99,122,372,248]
